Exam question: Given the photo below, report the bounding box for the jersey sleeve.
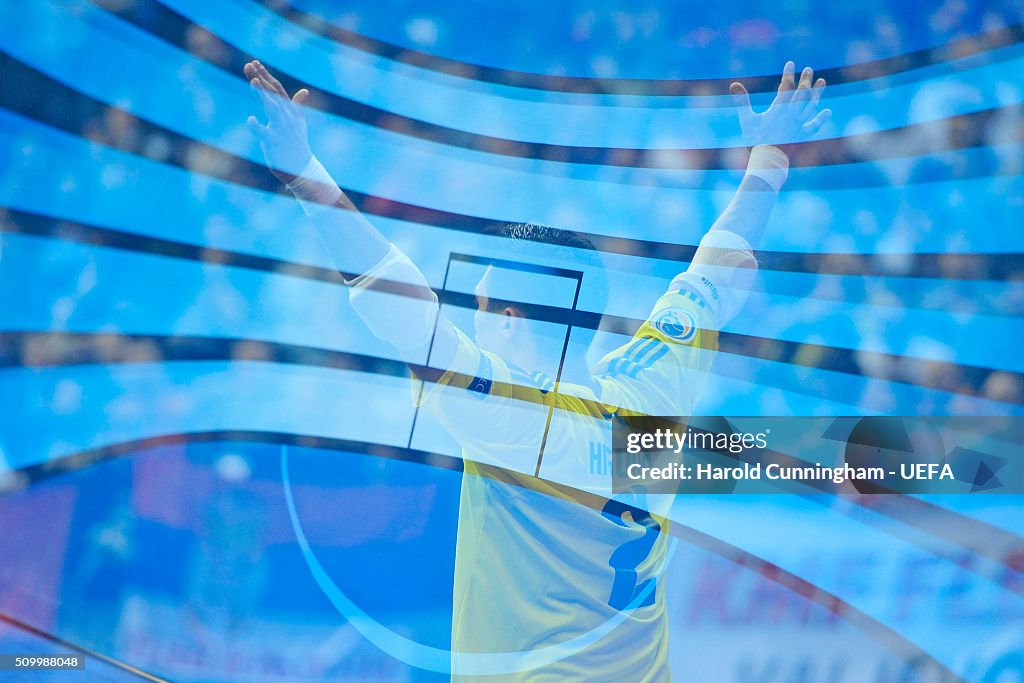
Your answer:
[414,326,561,476]
[591,288,719,419]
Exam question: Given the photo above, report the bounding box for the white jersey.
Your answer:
[346,235,753,681]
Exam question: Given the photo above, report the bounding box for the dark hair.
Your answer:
[484,223,610,344]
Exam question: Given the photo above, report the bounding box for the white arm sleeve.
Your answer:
[664,146,786,327]
[347,244,441,352]
[669,230,758,327]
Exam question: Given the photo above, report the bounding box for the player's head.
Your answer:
[472,223,609,367]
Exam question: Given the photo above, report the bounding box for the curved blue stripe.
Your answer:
[3,110,1023,377]
[0,72,1022,263]
[4,106,1021,321]
[5,193,1023,376]
[281,443,671,675]
[0,1,1020,255]
[3,232,1022,414]
[0,361,1016,682]
[163,0,1024,148]
[3,130,1024,377]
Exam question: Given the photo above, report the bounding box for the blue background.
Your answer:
[0,0,1023,680]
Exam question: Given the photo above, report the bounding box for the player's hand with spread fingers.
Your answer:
[730,61,832,149]
[244,60,313,184]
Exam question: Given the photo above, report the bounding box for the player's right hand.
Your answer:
[244,60,313,184]
[729,61,832,149]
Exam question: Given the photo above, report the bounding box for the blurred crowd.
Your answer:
[4,0,1024,419]
[2,1,1023,676]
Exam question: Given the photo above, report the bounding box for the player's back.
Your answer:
[452,461,673,682]
[418,289,719,681]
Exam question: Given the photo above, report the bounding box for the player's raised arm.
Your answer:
[671,62,831,327]
[244,60,466,372]
[243,60,390,273]
[715,61,831,241]
[592,63,833,418]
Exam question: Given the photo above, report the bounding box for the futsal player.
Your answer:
[243,58,829,681]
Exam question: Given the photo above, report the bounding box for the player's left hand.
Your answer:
[244,60,313,184]
[729,61,832,148]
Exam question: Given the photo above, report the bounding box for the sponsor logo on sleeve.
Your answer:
[653,307,698,343]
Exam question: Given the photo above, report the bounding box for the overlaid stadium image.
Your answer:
[1,0,1023,681]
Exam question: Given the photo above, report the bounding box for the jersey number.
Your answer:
[601,499,662,610]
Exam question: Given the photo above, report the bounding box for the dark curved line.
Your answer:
[1,309,1020,445]
[87,2,1024,170]
[0,611,169,682]
[8,332,1024,593]
[0,429,975,682]
[2,209,1020,398]
[264,0,1024,97]
[12,426,1024,588]
[3,62,1024,282]
[2,202,1015,395]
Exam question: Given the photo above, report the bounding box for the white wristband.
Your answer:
[286,156,343,215]
[745,145,790,192]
